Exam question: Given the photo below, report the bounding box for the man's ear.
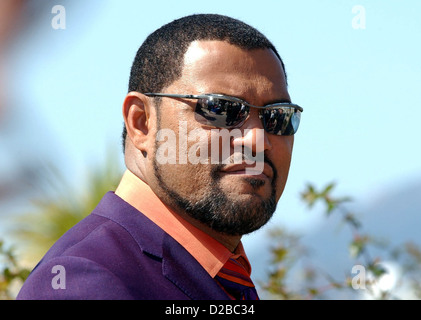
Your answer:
[122,92,153,153]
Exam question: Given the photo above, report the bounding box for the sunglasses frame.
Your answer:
[144,93,303,112]
[143,92,303,134]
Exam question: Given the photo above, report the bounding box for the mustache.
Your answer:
[218,148,264,164]
[213,151,278,180]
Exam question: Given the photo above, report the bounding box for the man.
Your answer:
[17,13,303,300]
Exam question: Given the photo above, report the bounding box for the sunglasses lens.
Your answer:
[194,96,301,135]
[195,97,249,128]
[260,108,301,135]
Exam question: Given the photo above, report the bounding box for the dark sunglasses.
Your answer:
[144,93,303,136]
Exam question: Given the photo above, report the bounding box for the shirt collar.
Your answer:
[114,169,252,277]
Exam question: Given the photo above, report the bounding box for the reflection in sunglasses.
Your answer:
[144,92,302,135]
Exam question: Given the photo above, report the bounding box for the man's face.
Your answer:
[147,40,294,236]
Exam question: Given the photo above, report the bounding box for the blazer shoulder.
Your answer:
[17,192,178,300]
[38,192,164,264]
[16,255,134,300]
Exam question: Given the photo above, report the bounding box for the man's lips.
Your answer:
[219,162,273,180]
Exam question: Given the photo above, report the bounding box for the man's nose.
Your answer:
[231,112,272,154]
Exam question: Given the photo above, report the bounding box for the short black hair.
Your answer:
[122,13,287,151]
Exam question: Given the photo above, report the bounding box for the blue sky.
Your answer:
[2,0,421,286]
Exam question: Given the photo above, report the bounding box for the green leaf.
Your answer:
[368,263,387,278]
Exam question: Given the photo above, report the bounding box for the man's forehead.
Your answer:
[182,40,278,66]
[183,40,212,66]
[174,40,287,101]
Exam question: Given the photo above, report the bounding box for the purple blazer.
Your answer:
[16,192,230,300]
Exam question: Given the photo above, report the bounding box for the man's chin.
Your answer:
[199,194,277,236]
[218,177,275,203]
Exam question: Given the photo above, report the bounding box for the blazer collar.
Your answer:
[162,233,229,300]
[94,192,229,300]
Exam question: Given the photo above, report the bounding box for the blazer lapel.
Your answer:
[95,192,229,300]
[162,233,229,300]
